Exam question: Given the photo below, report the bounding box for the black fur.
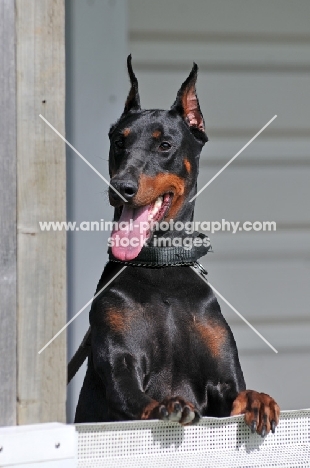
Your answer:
[74,58,279,435]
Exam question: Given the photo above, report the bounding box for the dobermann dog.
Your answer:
[73,56,280,436]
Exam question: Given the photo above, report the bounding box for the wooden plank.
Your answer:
[16,0,66,424]
[0,0,17,426]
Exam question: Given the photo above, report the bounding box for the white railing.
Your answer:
[76,409,310,468]
[1,409,309,467]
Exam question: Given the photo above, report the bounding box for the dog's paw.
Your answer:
[231,390,280,437]
[141,396,201,425]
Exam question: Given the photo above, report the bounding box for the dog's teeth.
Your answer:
[154,196,163,209]
[148,196,163,220]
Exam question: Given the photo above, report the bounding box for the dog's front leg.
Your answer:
[92,337,200,424]
[92,344,154,421]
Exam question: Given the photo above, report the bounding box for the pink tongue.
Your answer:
[111,204,150,261]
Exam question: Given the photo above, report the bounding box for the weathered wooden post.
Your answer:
[0,0,66,425]
[0,0,17,427]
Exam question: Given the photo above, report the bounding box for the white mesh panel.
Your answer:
[76,409,310,467]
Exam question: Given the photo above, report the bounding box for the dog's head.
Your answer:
[108,55,208,261]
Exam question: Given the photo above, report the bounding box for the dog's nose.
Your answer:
[110,179,138,202]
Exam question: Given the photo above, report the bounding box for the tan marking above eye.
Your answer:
[152,130,161,139]
[184,159,191,173]
[123,128,131,137]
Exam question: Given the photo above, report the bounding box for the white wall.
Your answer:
[128,0,310,410]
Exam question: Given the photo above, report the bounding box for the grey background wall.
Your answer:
[65,0,128,421]
[66,0,310,421]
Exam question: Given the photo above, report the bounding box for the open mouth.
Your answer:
[111,193,173,261]
[148,193,172,223]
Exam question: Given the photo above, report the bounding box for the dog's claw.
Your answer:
[159,405,169,420]
[192,410,201,425]
[153,397,199,425]
[271,420,276,434]
[250,420,257,433]
[173,402,181,413]
[180,405,195,425]
[261,425,267,438]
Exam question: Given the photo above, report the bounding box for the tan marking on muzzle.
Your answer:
[134,173,186,220]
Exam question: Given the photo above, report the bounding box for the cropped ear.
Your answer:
[123,55,141,113]
[171,63,207,143]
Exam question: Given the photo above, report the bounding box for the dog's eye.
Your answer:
[159,142,171,151]
[114,139,124,149]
